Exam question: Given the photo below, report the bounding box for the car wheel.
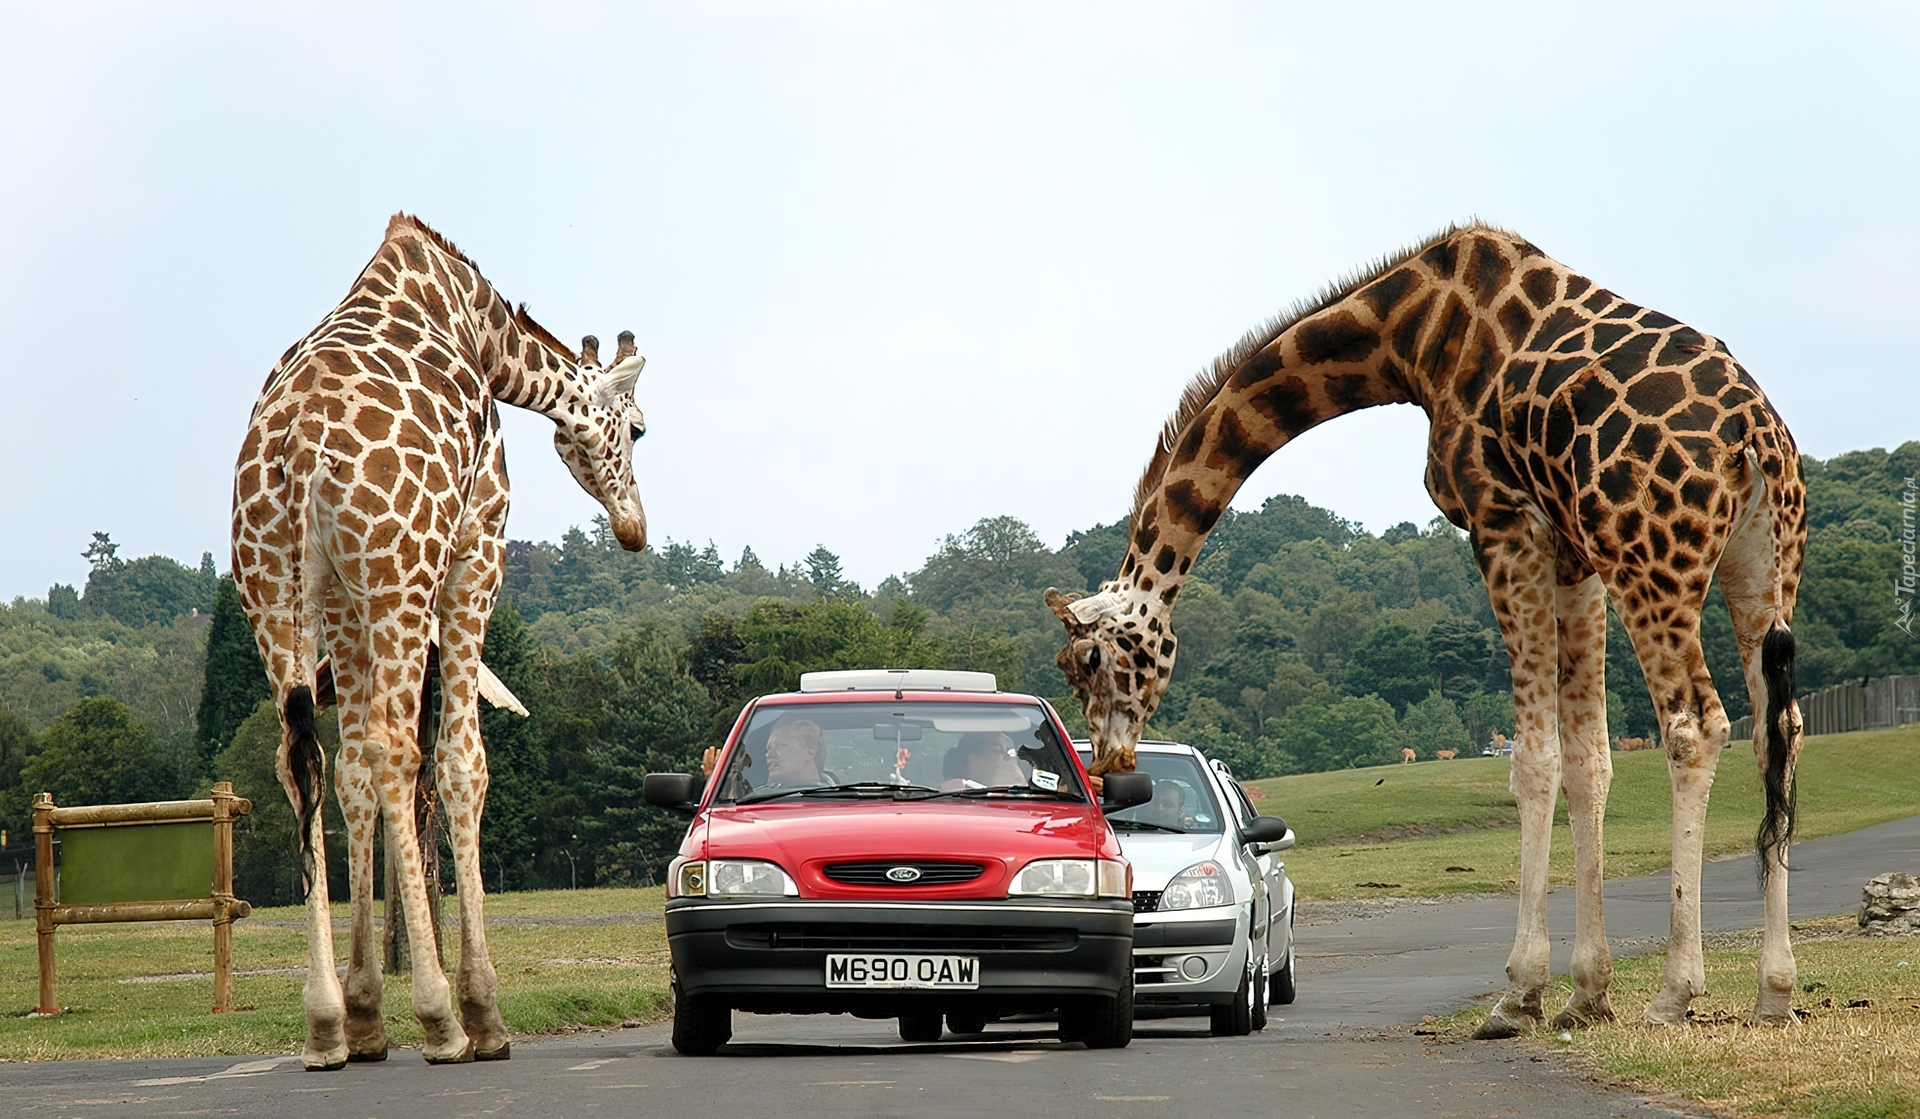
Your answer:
[1269,943,1297,1006]
[946,1010,987,1036]
[671,984,732,1056]
[898,1011,943,1043]
[1061,966,1133,1049]
[1210,958,1254,1037]
[1250,952,1269,1032]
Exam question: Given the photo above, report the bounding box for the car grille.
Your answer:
[1131,891,1162,914]
[824,861,985,887]
[726,923,1078,953]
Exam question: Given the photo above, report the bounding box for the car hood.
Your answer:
[1109,830,1232,891]
[699,798,1119,900]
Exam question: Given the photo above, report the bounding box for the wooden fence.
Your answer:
[1728,674,1920,742]
[32,783,251,1015]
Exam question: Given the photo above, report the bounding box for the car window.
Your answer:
[715,701,1086,803]
[1221,770,1258,828]
[1076,750,1225,834]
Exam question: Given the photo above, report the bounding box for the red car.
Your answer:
[643,669,1153,1055]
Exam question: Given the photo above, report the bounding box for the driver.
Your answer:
[1149,779,1190,829]
[941,732,1026,790]
[761,719,827,791]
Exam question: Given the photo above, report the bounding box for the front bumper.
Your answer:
[666,897,1134,1015]
[1131,904,1248,1006]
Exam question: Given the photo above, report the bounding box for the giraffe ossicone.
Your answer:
[1055,222,1807,1033]
[232,213,651,1069]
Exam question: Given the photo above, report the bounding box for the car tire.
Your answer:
[898,1012,944,1043]
[1061,967,1133,1049]
[946,1010,987,1036]
[671,985,732,1056]
[1250,952,1269,1032]
[1210,959,1254,1037]
[1270,943,1297,1006]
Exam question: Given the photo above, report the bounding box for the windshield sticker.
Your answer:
[1030,769,1060,791]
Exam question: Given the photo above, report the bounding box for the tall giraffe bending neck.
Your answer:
[1053,222,1805,1033]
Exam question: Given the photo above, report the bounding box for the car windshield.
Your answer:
[1077,750,1225,834]
[715,701,1088,804]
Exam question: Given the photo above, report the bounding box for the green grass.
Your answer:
[0,887,670,1061]
[1428,916,1920,1119]
[1245,726,1920,901]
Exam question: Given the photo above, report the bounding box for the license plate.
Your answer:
[825,954,979,989]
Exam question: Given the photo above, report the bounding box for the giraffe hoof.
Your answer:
[1472,1014,1528,1040]
[347,1045,388,1062]
[424,1039,476,1065]
[475,1042,511,1061]
[1551,1005,1615,1030]
[1747,1010,1798,1028]
[303,1050,348,1071]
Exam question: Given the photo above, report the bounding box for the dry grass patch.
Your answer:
[0,887,670,1061]
[1430,917,1920,1118]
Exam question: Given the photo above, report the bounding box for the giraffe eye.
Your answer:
[1082,646,1101,672]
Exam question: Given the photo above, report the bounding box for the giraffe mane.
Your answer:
[380,213,581,367]
[1126,220,1516,525]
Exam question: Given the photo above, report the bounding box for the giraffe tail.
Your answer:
[1755,622,1797,882]
[286,682,325,896]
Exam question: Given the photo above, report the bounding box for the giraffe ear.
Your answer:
[1045,588,1080,625]
[592,354,646,407]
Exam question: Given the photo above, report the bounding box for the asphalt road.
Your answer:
[10,814,1918,1119]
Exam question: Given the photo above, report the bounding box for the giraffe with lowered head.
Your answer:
[232,214,650,1068]
[1049,223,1805,1034]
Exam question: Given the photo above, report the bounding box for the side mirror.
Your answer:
[1243,815,1293,849]
[1101,772,1154,811]
[643,772,703,814]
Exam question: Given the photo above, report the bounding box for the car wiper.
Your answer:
[1109,819,1188,834]
[916,786,1085,802]
[736,782,939,804]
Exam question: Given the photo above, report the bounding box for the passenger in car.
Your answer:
[762,719,828,790]
[941,732,1027,790]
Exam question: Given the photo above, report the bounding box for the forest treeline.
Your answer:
[0,442,1913,899]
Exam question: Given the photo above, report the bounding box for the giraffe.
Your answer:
[1048,223,1806,1034]
[232,214,650,1069]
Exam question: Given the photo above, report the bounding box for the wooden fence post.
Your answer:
[211,782,238,1012]
[33,792,56,1016]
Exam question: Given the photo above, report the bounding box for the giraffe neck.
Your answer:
[1111,230,1564,612]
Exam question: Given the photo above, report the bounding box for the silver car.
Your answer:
[1075,741,1297,1035]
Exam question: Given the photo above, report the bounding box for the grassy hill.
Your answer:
[1248,725,1920,900]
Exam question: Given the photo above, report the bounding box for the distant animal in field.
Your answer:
[1436,749,1458,761]
[1240,783,1266,802]
[1615,736,1655,752]
[1402,747,1416,764]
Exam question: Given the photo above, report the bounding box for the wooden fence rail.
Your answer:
[1727,674,1920,743]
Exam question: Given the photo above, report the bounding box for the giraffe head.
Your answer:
[553,330,649,551]
[1046,587,1173,775]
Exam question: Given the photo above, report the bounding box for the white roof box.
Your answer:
[798,669,1000,694]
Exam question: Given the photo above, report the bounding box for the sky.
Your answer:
[2,2,1915,600]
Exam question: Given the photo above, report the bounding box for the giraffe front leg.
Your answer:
[1552,574,1615,1030]
[1471,524,1562,1040]
[434,677,510,1059]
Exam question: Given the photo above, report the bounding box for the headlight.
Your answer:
[1159,860,1232,910]
[677,859,798,897]
[1010,859,1131,899]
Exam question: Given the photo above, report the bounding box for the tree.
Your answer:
[805,546,848,598]
[1400,690,1470,759]
[197,575,270,761]
[1426,614,1494,700]
[1341,622,1432,713]
[0,710,40,841]
[1461,691,1516,754]
[19,697,179,808]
